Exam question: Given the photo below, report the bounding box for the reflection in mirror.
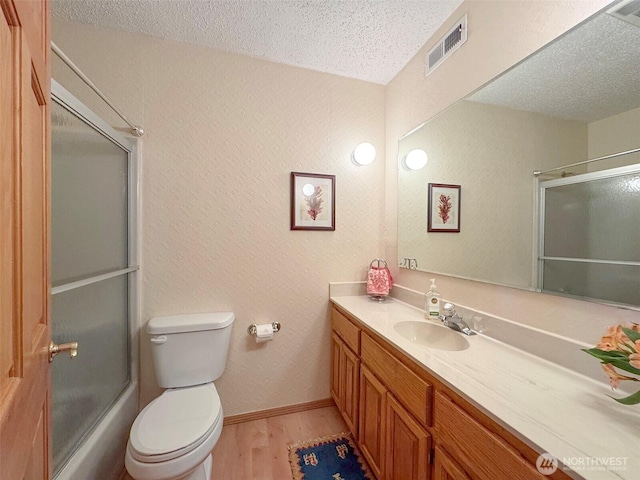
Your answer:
[397,2,640,305]
[539,165,640,306]
[401,149,429,171]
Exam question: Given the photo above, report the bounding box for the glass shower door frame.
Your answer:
[536,161,640,301]
[50,79,140,470]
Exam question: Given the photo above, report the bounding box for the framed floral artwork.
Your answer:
[428,183,460,232]
[290,172,335,231]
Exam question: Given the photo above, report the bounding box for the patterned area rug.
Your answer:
[288,433,373,480]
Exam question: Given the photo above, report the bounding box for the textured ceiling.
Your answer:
[51,0,463,85]
[468,13,640,123]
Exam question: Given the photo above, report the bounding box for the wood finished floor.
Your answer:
[122,405,349,480]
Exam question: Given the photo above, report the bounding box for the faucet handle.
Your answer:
[442,302,456,317]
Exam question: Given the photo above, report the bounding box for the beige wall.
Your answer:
[588,106,640,169]
[386,0,640,342]
[53,19,386,414]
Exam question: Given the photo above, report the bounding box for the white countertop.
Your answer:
[330,295,640,480]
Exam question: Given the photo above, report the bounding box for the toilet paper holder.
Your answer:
[247,322,281,335]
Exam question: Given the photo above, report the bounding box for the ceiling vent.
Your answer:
[607,0,640,27]
[425,15,467,77]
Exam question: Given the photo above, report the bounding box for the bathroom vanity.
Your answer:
[329,295,639,480]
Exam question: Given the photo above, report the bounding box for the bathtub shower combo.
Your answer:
[51,79,140,480]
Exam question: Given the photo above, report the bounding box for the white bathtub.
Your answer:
[54,381,138,480]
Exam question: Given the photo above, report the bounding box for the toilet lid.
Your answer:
[129,383,221,462]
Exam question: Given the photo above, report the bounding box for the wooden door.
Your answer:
[385,394,431,480]
[359,365,387,479]
[433,446,472,480]
[0,1,51,479]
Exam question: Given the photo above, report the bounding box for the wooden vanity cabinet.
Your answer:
[361,331,433,480]
[331,309,361,438]
[331,332,360,436]
[359,363,432,480]
[433,446,471,480]
[329,304,569,480]
[385,393,431,480]
[359,365,388,479]
[434,391,558,480]
[332,306,433,480]
[361,332,432,426]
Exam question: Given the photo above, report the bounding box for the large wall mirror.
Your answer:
[398,0,640,306]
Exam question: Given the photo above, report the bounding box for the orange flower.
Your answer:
[601,364,636,390]
[630,354,640,370]
[597,325,632,352]
[586,324,640,404]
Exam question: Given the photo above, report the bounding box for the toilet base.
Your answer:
[180,454,212,480]
[127,453,212,480]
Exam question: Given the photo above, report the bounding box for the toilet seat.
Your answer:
[129,383,221,463]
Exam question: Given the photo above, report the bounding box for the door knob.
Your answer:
[49,340,78,363]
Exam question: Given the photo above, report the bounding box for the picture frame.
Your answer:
[428,183,461,232]
[290,172,336,231]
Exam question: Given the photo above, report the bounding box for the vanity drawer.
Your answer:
[435,392,551,480]
[331,307,361,354]
[361,333,432,426]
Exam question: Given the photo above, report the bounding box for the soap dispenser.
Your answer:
[425,278,441,319]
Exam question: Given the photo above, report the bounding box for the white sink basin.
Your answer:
[394,321,470,351]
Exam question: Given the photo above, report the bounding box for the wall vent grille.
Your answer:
[425,15,467,77]
[607,0,640,28]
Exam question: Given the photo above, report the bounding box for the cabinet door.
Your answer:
[433,446,472,480]
[331,333,343,408]
[342,342,360,438]
[359,365,388,479]
[331,331,360,438]
[385,394,431,480]
[435,392,551,480]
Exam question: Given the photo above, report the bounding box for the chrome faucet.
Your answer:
[439,303,476,336]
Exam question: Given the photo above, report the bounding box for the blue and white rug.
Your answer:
[288,433,373,480]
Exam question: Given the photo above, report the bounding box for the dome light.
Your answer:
[401,149,428,170]
[351,142,376,166]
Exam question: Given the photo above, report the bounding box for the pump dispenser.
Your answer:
[425,278,441,318]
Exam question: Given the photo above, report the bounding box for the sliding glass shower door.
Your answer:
[51,82,139,476]
[538,163,640,306]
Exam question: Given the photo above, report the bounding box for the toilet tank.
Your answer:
[147,312,234,388]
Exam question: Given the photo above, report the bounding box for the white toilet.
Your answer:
[125,312,234,480]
